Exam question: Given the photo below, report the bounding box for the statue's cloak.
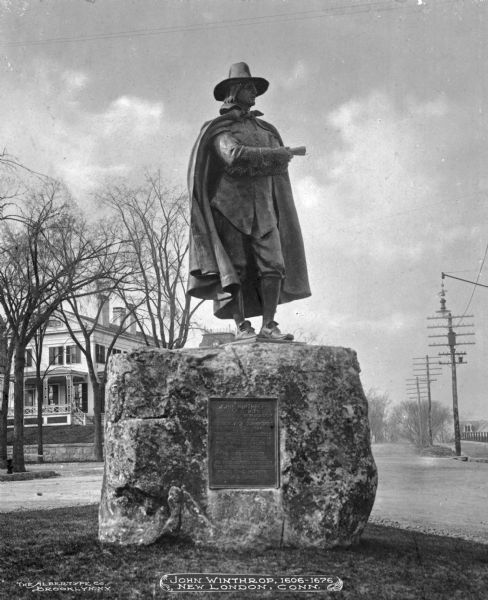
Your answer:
[187,112,311,319]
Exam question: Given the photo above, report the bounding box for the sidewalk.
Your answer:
[439,440,488,459]
[0,462,103,512]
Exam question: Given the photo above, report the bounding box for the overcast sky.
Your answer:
[2,0,488,419]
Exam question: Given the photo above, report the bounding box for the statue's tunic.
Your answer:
[211,113,286,237]
[187,108,311,319]
[210,111,293,281]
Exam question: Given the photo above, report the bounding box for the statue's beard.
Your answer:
[240,96,255,109]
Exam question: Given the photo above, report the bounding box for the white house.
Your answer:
[460,418,488,443]
[5,298,148,428]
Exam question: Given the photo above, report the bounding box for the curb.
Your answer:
[0,471,60,482]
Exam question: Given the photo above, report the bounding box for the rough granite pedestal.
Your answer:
[98,343,377,548]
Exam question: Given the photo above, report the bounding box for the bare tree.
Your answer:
[387,400,451,447]
[30,321,65,463]
[0,317,14,468]
[366,389,390,443]
[0,182,120,471]
[57,291,143,460]
[99,173,203,349]
[0,150,49,220]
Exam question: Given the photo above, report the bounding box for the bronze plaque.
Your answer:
[208,397,279,489]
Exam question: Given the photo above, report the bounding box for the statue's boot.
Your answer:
[236,320,257,340]
[257,277,294,341]
[259,320,294,341]
[232,289,256,340]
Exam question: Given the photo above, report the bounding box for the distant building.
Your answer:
[461,419,488,433]
[199,330,236,348]
[3,298,147,428]
[460,419,488,443]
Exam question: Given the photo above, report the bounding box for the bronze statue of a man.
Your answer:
[187,62,310,340]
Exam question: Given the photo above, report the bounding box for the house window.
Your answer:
[111,348,121,355]
[66,345,81,364]
[49,346,64,365]
[48,385,59,405]
[73,383,88,412]
[25,348,33,367]
[465,424,473,433]
[24,387,36,407]
[48,319,62,329]
[95,344,106,364]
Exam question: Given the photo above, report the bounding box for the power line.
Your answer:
[442,272,488,289]
[0,0,461,49]
[461,240,488,318]
[441,240,488,323]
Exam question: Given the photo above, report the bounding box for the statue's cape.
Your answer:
[187,112,311,319]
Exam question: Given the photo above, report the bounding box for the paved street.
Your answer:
[370,443,488,543]
[1,443,487,544]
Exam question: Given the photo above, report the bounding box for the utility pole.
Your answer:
[412,356,442,446]
[427,283,475,456]
[405,376,429,446]
[415,376,423,445]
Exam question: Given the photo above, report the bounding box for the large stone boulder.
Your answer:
[98,343,377,548]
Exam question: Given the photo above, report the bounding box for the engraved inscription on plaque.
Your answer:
[208,397,279,489]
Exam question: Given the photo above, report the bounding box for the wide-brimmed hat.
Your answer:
[213,62,269,101]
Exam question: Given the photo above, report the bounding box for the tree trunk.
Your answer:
[13,344,26,472]
[0,358,11,469]
[0,356,12,468]
[0,324,9,468]
[92,378,103,461]
[36,375,44,463]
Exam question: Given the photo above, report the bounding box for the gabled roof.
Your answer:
[24,367,87,380]
[45,310,150,344]
[461,418,488,431]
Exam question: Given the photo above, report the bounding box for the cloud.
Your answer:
[278,60,310,90]
[61,70,90,96]
[0,59,190,199]
[280,90,482,351]
[0,0,30,16]
[98,96,163,137]
[293,91,470,267]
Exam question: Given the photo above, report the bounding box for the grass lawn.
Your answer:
[7,425,96,446]
[1,506,487,599]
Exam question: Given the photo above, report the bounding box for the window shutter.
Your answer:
[81,383,88,412]
[66,346,81,364]
[95,344,106,364]
[25,349,33,367]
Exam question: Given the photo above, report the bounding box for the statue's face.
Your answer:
[236,82,257,108]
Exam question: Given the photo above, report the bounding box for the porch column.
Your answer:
[42,378,48,407]
[65,374,73,410]
[8,378,14,416]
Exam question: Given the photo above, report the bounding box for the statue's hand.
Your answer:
[277,147,294,161]
[289,146,306,156]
